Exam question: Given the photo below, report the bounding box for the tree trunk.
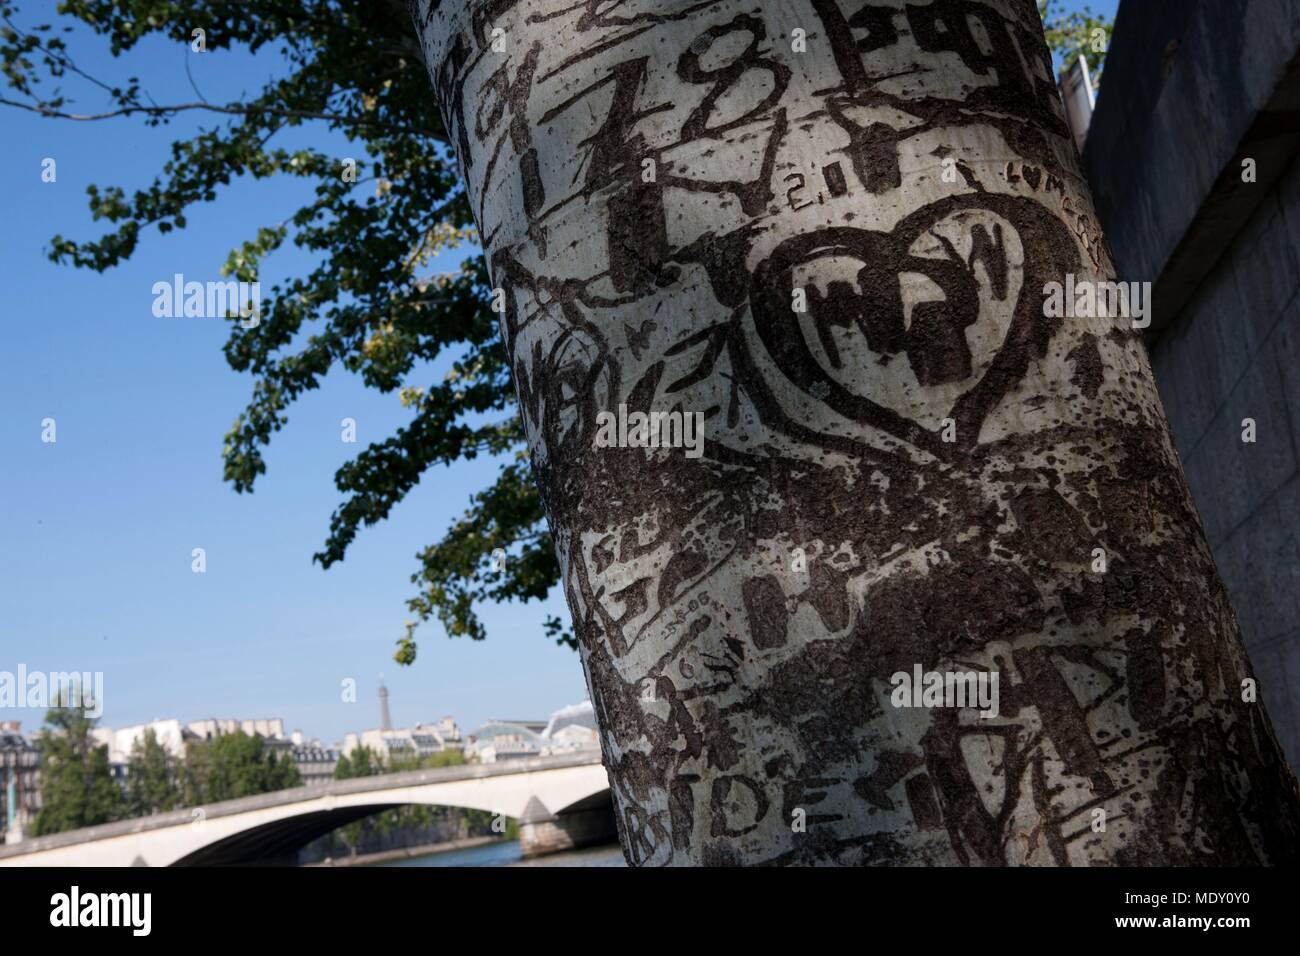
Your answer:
[411,0,1300,865]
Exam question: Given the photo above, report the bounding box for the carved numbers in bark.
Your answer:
[413,0,1300,865]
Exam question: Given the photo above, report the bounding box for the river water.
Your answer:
[377,840,626,867]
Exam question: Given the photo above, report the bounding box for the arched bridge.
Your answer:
[0,752,614,866]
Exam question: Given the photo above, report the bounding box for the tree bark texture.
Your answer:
[412,0,1300,865]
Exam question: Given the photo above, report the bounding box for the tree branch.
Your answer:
[0,95,439,139]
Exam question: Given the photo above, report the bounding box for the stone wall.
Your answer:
[1150,154,1300,764]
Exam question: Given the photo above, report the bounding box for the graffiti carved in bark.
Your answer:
[412,0,1300,865]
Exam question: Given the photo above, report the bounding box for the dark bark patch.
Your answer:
[1067,332,1105,398]
[1122,626,1167,731]
[1010,486,1093,564]
[743,573,789,649]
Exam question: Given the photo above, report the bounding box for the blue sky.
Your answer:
[0,21,588,745]
[0,0,1119,745]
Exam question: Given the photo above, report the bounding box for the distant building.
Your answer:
[539,700,600,756]
[291,744,339,786]
[431,716,463,749]
[185,718,286,742]
[261,734,295,763]
[341,719,463,765]
[0,722,40,841]
[465,720,546,763]
[91,718,188,762]
[1058,54,1096,155]
[90,718,191,784]
[336,682,467,766]
[88,717,295,789]
[465,705,599,764]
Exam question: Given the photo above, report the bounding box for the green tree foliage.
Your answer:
[387,748,465,773]
[31,703,125,836]
[1038,0,1111,82]
[1,1,1109,663]
[0,0,563,662]
[126,727,182,816]
[332,743,381,780]
[182,731,301,804]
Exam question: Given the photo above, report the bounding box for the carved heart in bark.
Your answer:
[746,194,1081,455]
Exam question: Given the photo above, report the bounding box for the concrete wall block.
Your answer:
[1201,258,1255,398]
[1244,0,1300,100]
[1279,151,1300,253]
[1228,345,1298,524]
[1097,0,1297,284]
[1230,189,1300,345]
[1183,343,1296,544]
[1217,473,1300,646]
[1183,415,1250,546]
[1259,631,1300,772]
[1275,300,1300,455]
[1174,6,1251,181]
[1267,474,1300,637]
[1154,289,1235,451]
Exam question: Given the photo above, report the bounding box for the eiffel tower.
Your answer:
[378,677,392,732]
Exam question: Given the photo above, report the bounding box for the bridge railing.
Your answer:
[0,749,604,860]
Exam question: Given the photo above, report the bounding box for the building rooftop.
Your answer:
[542,700,596,739]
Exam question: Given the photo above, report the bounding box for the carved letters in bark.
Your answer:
[412,0,1300,865]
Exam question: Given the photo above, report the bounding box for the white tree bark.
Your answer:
[411,0,1300,865]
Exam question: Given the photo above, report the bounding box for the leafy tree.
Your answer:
[1,0,562,660]
[126,727,181,816]
[0,1,1110,664]
[1038,0,1110,82]
[389,748,465,772]
[182,731,301,804]
[331,744,385,849]
[332,744,381,780]
[30,702,125,836]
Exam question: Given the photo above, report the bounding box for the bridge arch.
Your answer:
[0,753,613,867]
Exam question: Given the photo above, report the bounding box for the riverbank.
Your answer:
[307,835,507,867]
